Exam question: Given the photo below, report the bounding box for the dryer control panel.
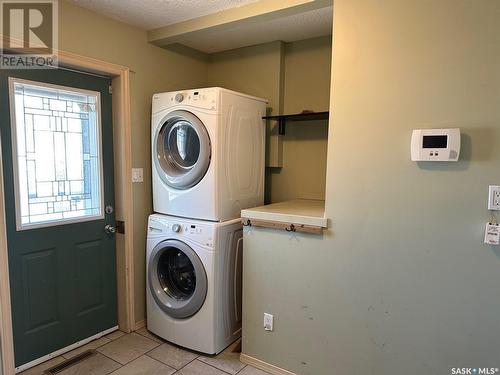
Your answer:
[152,88,218,111]
[148,215,214,246]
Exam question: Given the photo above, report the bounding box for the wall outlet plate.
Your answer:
[488,185,500,210]
[264,313,274,331]
[132,168,143,183]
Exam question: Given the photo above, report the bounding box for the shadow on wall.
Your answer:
[264,168,276,204]
[286,119,329,140]
[416,131,475,171]
[490,244,500,260]
[208,41,280,64]
[264,120,329,203]
[161,43,208,62]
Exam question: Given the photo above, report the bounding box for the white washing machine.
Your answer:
[151,87,267,222]
[146,214,243,354]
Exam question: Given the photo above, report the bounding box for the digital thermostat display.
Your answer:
[411,128,460,161]
[422,135,447,149]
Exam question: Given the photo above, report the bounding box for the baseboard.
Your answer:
[134,319,146,331]
[240,353,297,375]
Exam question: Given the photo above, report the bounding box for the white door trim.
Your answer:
[0,43,135,375]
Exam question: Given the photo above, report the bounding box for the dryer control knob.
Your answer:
[171,224,181,233]
[175,93,184,103]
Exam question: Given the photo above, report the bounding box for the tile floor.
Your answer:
[20,328,270,375]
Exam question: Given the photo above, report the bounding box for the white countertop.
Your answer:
[241,199,327,228]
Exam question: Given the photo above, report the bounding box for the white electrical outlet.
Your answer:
[264,313,274,331]
[488,185,500,210]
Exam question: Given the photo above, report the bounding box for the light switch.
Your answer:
[132,168,143,183]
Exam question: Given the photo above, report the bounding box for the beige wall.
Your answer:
[207,41,285,169]
[283,37,331,114]
[243,1,500,374]
[268,36,331,202]
[208,37,332,203]
[207,41,283,116]
[58,1,208,323]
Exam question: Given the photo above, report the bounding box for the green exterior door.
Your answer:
[0,67,117,369]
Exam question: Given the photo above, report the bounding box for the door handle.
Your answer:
[104,224,116,234]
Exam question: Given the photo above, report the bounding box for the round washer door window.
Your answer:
[154,110,211,189]
[148,239,207,319]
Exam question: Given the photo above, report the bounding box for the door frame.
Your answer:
[0,43,135,375]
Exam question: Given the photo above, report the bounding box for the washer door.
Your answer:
[154,110,211,189]
[148,239,207,319]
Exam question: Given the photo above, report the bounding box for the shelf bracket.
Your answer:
[278,118,286,135]
[262,111,329,136]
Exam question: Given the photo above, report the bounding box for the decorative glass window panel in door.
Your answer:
[9,78,103,230]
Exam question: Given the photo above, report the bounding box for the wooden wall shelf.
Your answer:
[241,199,327,235]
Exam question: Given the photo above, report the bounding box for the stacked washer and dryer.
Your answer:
[147,87,267,354]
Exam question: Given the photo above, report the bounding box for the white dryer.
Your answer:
[146,214,243,354]
[152,87,267,222]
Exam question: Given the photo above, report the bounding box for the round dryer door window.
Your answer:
[148,239,207,319]
[154,110,211,189]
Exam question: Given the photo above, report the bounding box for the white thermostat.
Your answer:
[410,128,460,161]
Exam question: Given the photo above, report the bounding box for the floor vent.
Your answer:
[43,350,96,374]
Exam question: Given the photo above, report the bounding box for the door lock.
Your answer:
[104,224,116,234]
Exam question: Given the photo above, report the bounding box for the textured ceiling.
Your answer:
[174,6,333,53]
[65,0,261,29]
[66,0,333,53]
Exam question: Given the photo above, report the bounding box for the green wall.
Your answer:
[327,0,500,370]
[243,1,500,374]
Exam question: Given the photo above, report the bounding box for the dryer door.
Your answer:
[154,110,211,189]
[148,239,207,319]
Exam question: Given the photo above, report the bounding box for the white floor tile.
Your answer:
[147,343,198,370]
[109,355,175,375]
[97,333,160,365]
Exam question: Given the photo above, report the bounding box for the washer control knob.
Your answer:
[171,224,181,233]
[175,93,184,103]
